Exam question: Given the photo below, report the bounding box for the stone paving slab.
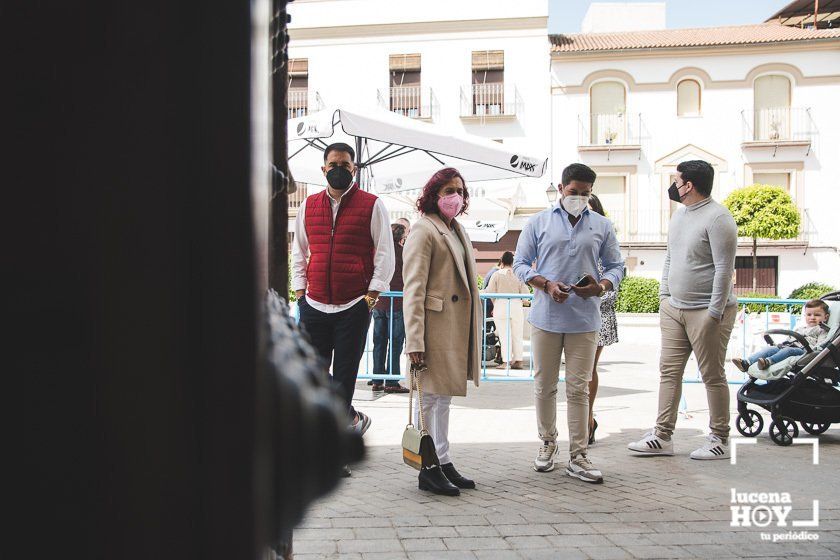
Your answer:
[294,322,840,559]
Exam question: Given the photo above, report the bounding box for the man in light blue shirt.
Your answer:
[514,163,624,483]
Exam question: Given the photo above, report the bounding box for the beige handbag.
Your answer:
[401,363,440,470]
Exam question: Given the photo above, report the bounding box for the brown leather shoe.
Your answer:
[371,383,384,392]
[510,361,523,370]
[384,384,410,394]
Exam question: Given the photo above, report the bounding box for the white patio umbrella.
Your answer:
[287,106,547,194]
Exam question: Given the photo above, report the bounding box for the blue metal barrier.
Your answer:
[291,292,809,385]
[682,297,807,385]
[353,291,541,382]
[479,293,540,382]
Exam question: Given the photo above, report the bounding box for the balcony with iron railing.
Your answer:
[577,113,642,154]
[287,90,324,119]
[741,106,813,150]
[377,86,438,121]
[601,207,817,246]
[603,209,669,245]
[460,83,522,120]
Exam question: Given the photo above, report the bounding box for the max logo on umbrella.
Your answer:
[510,155,536,173]
[296,121,320,136]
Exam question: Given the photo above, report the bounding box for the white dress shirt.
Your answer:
[292,188,395,314]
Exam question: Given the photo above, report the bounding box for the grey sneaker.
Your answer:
[566,454,603,484]
[627,429,674,456]
[533,440,558,472]
[351,411,371,436]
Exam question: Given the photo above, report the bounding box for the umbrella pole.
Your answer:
[355,136,363,190]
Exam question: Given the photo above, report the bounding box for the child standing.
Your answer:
[733,299,830,371]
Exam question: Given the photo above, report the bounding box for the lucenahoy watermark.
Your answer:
[730,488,819,542]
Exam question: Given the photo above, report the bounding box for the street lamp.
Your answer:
[545,183,558,205]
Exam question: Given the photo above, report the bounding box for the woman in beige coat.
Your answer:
[403,167,481,497]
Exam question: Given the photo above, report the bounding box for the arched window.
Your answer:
[753,75,791,141]
[677,79,701,117]
[589,81,626,144]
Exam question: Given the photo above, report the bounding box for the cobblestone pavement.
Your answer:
[294,320,840,559]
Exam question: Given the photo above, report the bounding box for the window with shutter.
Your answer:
[287,58,309,118]
[753,75,791,140]
[589,82,626,144]
[677,79,701,117]
[470,50,504,115]
[389,54,421,117]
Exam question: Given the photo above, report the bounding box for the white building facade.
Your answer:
[286,0,551,255]
[550,22,840,296]
[287,0,840,293]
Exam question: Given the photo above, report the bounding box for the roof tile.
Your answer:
[550,23,840,53]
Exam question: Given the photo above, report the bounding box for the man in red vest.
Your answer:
[292,142,394,475]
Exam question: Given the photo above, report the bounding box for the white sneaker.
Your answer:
[533,440,558,472]
[566,454,603,484]
[627,429,675,456]
[690,434,729,460]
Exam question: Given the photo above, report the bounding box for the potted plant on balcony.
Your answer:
[768,119,781,140]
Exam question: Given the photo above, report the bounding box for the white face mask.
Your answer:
[561,195,589,217]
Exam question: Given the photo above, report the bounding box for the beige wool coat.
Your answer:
[402,213,482,397]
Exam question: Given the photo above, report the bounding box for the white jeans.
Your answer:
[494,302,524,362]
[413,392,452,464]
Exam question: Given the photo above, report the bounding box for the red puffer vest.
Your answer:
[304,185,377,304]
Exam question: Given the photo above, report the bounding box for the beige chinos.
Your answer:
[532,327,598,458]
[655,299,737,440]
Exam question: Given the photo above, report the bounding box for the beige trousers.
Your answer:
[655,299,737,440]
[532,327,598,458]
[494,301,524,362]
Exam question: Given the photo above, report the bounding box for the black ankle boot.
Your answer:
[441,462,475,489]
[418,465,460,496]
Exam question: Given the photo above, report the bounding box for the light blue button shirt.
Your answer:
[513,203,624,334]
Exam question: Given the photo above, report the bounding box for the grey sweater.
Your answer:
[660,197,738,319]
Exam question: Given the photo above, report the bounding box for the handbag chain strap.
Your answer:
[407,363,427,433]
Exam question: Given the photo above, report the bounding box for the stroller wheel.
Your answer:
[801,422,831,435]
[736,410,764,437]
[770,418,799,446]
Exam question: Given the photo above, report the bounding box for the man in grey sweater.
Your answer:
[628,160,738,460]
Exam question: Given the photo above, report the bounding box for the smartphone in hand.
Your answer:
[574,274,594,287]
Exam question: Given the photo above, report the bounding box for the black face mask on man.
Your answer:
[668,181,687,203]
[326,166,354,190]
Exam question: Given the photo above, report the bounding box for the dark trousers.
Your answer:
[371,308,405,386]
[298,297,371,420]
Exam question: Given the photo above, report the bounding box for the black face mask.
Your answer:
[668,181,686,203]
[326,166,354,190]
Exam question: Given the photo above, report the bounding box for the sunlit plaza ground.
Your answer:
[294,317,840,559]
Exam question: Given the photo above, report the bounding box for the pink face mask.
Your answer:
[437,193,463,220]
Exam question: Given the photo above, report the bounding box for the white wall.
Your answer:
[775,248,840,296]
[288,0,551,214]
[290,0,547,28]
[550,46,840,293]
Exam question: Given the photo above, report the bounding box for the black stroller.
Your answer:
[735,291,840,446]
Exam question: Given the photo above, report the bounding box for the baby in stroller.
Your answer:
[732,299,831,372]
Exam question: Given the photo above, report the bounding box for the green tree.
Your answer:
[723,184,799,293]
